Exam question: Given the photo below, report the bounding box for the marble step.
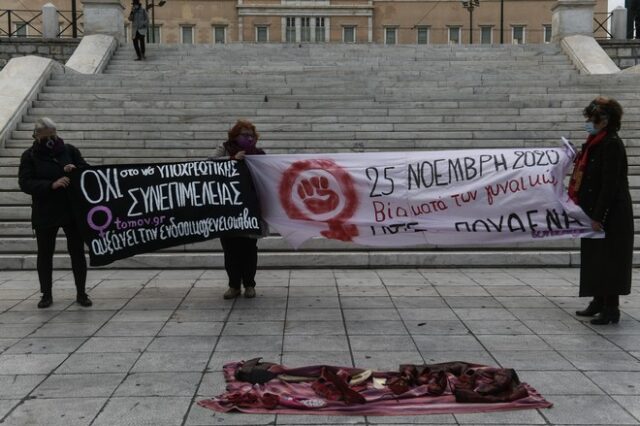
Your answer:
[47,76,585,88]
[28,100,596,112]
[108,50,567,59]
[7,145,640,158]
[26,106,638,118]
[2,250,640,270]
[14,114,607,125]
[13,115,640,131]
[20,121,638,133]
[12,130,640,142]
[4,233,640,254]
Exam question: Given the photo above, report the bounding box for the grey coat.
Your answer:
[129,5,149,36]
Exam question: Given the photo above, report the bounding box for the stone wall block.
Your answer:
[17,45,37,54]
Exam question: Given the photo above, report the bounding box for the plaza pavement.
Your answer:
[0,267,639,426]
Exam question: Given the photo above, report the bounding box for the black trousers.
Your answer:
[220,237,258,289]
[35,224,87,297]
[133,32,146,58]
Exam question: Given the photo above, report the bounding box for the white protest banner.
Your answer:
[245,146,602,248]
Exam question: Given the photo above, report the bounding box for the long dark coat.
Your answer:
[577,131,634,297]
[18,142,88,229]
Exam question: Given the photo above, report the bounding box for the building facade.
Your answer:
[1,0,609,44]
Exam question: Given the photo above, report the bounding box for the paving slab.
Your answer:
[92,396,192,426]
[1,397,106,426]
[32,373,125,398]
[542,395,639,424]
[0,374,46,398]
[113,372,201,397]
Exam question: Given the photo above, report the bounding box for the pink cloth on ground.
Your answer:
[198,360,553,416]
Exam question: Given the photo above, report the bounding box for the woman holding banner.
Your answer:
[18,118,93,309]
[570,97,633,325]
[212,120,266,299]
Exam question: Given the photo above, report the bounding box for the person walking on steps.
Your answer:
[570,97,633,325]
[18,118,93,309]
[129,0,149,60]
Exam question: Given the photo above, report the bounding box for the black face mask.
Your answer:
[36,135,55,144]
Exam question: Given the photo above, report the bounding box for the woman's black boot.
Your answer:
[37,294,52,309]
[590,307,620,325]
[576,298,603,317]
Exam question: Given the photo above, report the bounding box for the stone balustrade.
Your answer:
[0,38,79,71]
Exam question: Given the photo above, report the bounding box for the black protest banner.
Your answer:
[71,160,262,266]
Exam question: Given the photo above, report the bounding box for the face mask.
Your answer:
[584,121,600,136]
[37,136,53,145]
[236,135,255,149]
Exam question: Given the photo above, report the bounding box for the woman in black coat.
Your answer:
[18,118,93,309]
[211,119,266,300]
[570,97,633,325]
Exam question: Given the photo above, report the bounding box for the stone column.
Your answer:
[551,0,596,42]
[612,6,628,40]
[281,17,286,42]
[310,17,316,42]
[42,3,59,39]
[82,0,125,42]
[237,0,243,42]
[368,16,373,42]
[295,17,301,43]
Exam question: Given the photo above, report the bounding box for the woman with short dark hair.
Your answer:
[18,118,93,309]
[211,119,266,300]
[570,97,633,325]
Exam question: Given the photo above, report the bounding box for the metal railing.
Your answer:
[593,12,613,40]
[0,10,42,38]
[57,10,83,38]
[0,9,82,38]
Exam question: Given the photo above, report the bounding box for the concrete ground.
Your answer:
[0,268,639,426]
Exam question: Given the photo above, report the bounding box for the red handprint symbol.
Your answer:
[296,176,340,215]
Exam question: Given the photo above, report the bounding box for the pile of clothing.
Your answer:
[199,358,552,416]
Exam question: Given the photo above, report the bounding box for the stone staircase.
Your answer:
[1,43,639,269]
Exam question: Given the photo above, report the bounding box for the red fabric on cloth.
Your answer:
[198,360,552,416]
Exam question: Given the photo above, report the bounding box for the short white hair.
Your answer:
[34,117,57,132]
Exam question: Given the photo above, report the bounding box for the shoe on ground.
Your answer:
[76,294,93,307]
[590,307,620,325]
[37,295,52,309]
[224,287,241,299]
[244,287,256,298]
[135,57,142,61]
[576,301,602,317]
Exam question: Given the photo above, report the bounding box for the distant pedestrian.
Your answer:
[129,0,149,60]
